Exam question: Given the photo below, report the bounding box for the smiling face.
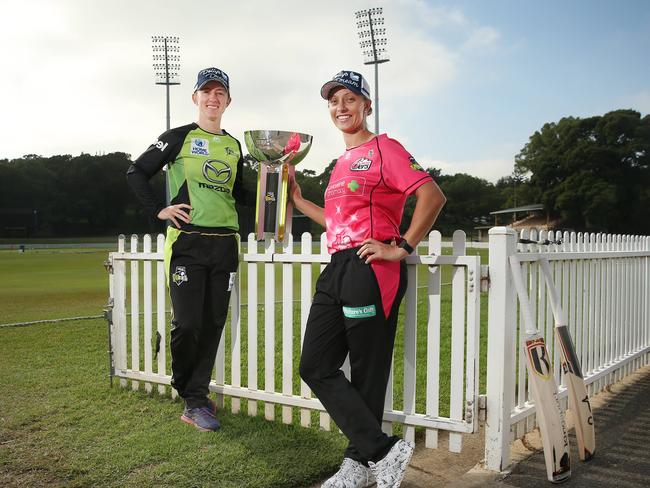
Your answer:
[327,87,371,135]
[192,81,231,124]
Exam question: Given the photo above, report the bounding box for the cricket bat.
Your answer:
[539,258,595,461]
[509,255,571,483]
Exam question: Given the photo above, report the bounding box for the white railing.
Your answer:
[485,227,650,471]
[107,230,481,453]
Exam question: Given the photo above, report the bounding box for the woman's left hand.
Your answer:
[357,238,409,263]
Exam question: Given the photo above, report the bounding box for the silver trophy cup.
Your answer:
[244,130,313,242]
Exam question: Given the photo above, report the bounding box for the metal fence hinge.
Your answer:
[478,394,487,422]
[480,265,490,293]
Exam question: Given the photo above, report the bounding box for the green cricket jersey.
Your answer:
[127,123,247,231]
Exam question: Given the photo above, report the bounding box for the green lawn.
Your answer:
[0,243,489,487]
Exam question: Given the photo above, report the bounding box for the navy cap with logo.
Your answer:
[320,70,372,100]
[194,67,230,93]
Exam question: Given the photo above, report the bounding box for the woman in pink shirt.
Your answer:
[291,70,446,488]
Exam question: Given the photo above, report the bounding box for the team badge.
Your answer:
[350,157,372,171]
[225,146,237,156]
[409,156,424,171]
[191,138,210,156]
[368,150,374,157]
[172,266,188,286]
[228,272,237,291]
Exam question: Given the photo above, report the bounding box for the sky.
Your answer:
[1,0,649,183]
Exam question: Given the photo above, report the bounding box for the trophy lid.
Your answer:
[244,130,313,164]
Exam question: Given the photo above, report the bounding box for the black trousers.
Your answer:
[167,231,238,409]
[299,248,407,463]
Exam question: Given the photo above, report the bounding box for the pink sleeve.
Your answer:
[380,137,433,195]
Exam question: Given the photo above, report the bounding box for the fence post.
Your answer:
[485,227,517,471]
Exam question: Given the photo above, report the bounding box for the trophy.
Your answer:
[244,130,313,242]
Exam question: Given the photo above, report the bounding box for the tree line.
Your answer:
[0,109,648,238]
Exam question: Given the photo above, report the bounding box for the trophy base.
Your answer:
[255,162,295,243]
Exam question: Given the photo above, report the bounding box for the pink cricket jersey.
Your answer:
[324,134,432,253]
[324,134,433,317]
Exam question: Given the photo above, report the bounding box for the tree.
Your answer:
[515,110,650,233]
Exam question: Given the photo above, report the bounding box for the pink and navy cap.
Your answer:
[194,67,230,93]
[320,70,371,100]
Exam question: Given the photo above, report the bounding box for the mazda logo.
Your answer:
[202,160,232,184]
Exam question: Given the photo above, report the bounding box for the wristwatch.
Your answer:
[397,237,415,255]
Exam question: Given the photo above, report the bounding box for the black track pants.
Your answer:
[299,247,407,463]
[166,230,238,409]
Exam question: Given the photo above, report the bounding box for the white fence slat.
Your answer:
[264,237,276,421]
[130,235,140,391]
[282,235,294,424]
[247,234,258,417]
[156,234,166,396]
[143,234,153,393]
[448,230,466,453]
[115,235,127,388]
[425,231,442,448]
[300,233,313,427]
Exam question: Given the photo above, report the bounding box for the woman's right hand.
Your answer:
[289,175,303,205]
[157,203,192,229]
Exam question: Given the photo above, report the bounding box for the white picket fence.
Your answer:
[485,227,650,471]
[106,230,481,453]
[106,226,650,468]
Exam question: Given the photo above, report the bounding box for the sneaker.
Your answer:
[368,440,414,488]
[181,406,220,431]
[322,458,375,488]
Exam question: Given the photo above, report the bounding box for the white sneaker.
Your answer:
[321,457,376,488]
[368,440,414,488]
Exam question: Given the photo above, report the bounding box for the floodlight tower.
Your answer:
[152,36,180,206]
[151,36,180,131]
[355,8,389,134]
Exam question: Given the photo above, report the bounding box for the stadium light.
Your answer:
[355,8,390,134]
[151,35,180,131]
[151,36,180,206]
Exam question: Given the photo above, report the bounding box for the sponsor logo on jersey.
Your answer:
[350,157,372,171]
[172,266,188,286]
[198,182,231,193]
[409,156,424,171]
[265,191,276,202]
[191,138,210,156]
[154,139,168,152]
[202,160,232,184]
[342,304,377,318]
[332,232,352,249]
[325,177,366,200]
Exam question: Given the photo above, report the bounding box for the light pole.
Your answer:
[355,8,389,134]
[151,36,180,206]
[151,36,180,131]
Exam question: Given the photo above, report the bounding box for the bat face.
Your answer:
[525,333,572,482]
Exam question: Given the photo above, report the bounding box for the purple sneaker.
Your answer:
[181,406,220,431]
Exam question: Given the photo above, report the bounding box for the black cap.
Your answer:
[194,67,230,93]
[320,70,371,99]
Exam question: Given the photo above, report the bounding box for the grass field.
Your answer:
[0,243,489,487]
